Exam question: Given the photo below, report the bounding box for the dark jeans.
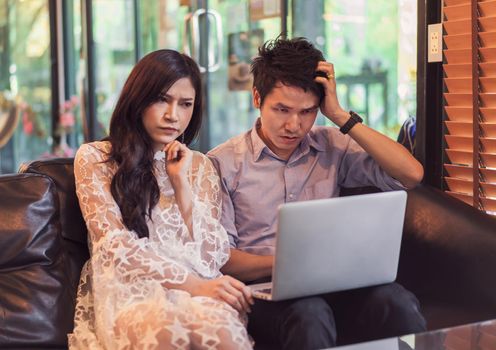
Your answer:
[247,282,427,350]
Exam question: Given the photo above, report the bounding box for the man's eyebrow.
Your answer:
[274,102,292,109]
[303,105,319,110]
[273,103,319,110]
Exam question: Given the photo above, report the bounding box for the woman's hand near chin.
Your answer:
[163,140,193,182]
[164,140,194,234]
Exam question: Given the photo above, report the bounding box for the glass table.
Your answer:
[330,318,496,349]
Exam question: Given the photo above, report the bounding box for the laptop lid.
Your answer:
[270,190,407,301]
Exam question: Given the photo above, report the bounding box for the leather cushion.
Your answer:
[0,173,73,347]
[19,158,87,246]
[398,185,496,310]
[19,158,89,293]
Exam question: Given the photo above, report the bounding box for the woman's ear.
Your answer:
[252,88,261,108]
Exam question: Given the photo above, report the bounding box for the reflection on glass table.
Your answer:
[330,318,496,349]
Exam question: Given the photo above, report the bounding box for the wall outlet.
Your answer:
[428,23,443,63]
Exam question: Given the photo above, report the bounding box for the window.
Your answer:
[291,0,418,139]
[0,0,52,174]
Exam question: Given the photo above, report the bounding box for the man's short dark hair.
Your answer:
[251,37,326,105]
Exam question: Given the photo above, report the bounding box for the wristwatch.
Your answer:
[339,111,363,135]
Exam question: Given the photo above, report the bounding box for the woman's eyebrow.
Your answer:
[160,92,194,101]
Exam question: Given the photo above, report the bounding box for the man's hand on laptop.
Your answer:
[221,249,274,282]
[191,275,254,313]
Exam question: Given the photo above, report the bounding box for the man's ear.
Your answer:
[252,88,261,108]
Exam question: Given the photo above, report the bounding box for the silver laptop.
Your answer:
[250,190,407,301]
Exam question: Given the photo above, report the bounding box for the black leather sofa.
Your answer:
[1,157,496,349]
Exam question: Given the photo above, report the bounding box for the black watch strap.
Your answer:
[339,111,363,135]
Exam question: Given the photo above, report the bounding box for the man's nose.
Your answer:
[285,113,300,132]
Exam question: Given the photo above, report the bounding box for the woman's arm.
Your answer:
[164,140,194,235]
[75,143,191,286]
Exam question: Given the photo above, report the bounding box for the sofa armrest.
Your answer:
[398,185,496,308]
[0,173,74,347]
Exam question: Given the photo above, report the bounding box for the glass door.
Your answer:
[135,0,285,151]
[135,0,417,148]
[205,0,283,149]
[89,0,138,139]
[0,0,52,174]
[139,0,188,55]
[0,0,418,173]
[67,0,188,149]
[290,0,418,139]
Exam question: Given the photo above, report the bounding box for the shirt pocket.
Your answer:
[302,179,333,200]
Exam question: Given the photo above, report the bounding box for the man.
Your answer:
[207,37,426,349]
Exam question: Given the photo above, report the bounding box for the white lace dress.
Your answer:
[68,141,252,349]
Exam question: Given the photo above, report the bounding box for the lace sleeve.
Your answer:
[74,143,189,286]
[187,153,230,278]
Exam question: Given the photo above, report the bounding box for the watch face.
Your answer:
[340,111,363,134]
[349,111,363,123]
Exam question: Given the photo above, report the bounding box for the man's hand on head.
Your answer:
[314,61,350,127]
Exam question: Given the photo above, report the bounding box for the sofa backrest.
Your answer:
[19,158,87,245]
[0,173,74,347]
[19,158,89,293]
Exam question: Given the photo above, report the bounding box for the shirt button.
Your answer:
[289,193,294,199]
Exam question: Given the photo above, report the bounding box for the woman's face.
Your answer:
[142,77,196,152]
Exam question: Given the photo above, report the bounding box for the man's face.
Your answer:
[254,83,320,160]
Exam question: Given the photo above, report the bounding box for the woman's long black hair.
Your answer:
[107,49,202,238]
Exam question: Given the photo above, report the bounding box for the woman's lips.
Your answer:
[160,127,178,134]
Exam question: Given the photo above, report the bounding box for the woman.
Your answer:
[69,50,253,349]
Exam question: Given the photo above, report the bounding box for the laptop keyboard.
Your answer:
[256,287,272,294]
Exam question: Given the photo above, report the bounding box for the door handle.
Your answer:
[183,8,223,73]
[206,9,223,72]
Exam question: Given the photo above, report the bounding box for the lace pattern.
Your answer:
[68,141,252,349]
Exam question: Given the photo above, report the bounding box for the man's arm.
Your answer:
[316,61,424,189]
[334,111,423,189]
[221,249,274,283]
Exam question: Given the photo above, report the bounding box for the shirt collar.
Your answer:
[249,118,325,162]
[250,119,269,162]
[307,130,326,152]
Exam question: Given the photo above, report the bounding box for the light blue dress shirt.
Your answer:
[207,119,403,256]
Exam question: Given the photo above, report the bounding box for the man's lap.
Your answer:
[248,282,426,347]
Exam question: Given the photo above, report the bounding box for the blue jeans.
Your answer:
[247,282,426,350]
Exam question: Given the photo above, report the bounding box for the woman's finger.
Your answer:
[226,276,254,306]
[164,141,175,154]
[224,282,250,313]
[219,290,243,313]
[241,285,254,306]
[167,142,180,161]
